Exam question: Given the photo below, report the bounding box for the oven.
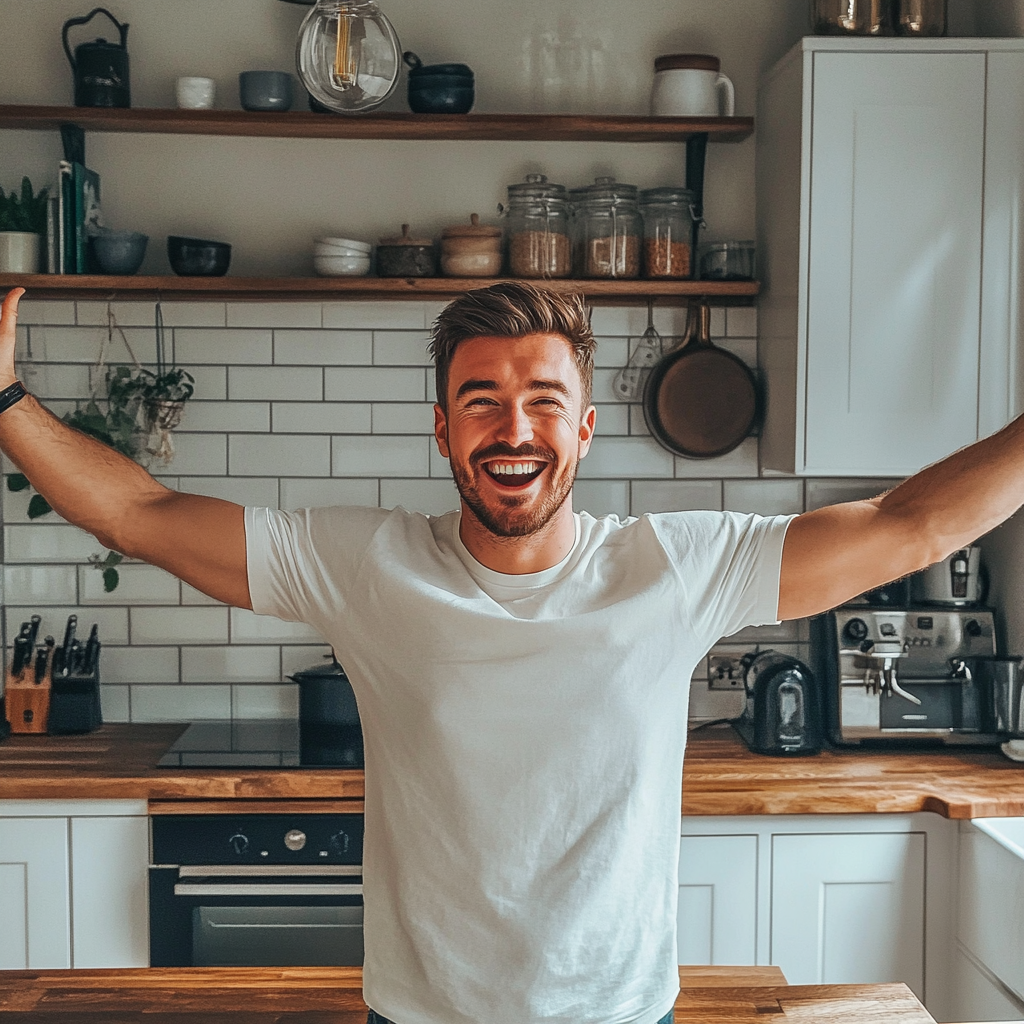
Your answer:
[149,813,364,967]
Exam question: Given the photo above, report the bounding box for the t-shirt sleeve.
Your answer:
[244,505,388,633]
[649,510,796,645]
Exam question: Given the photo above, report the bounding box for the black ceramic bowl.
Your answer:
[167,235,232,277]
[408,84,475,114]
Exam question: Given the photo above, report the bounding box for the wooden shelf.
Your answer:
[0,105,754,143]
[0,274,759,304]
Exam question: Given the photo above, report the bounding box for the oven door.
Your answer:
[150,864,364,967]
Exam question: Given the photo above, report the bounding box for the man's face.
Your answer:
[434,333,596,538]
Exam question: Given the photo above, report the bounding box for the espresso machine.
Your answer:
[810,606,1001,746]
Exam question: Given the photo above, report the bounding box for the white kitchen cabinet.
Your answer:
[0,816,71,968]
[949,945,1024,1023]
[677,834,757,966]
[757,39,1024,476]
[0,800,149,969]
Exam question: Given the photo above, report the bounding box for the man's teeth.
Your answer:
[490,461,539,476]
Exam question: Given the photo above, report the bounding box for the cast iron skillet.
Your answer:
[642,302,761,459]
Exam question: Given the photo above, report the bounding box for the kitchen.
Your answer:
[4,0,1024,1022]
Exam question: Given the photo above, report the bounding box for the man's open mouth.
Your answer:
[482,460,547,486]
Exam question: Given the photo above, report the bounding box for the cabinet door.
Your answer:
[804,52,986,476]
[677,834,757,966]
[0,817,71,968]
[770,831,925,999]
[71,816,149,967]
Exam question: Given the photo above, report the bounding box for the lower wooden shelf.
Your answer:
[0,274,759,304]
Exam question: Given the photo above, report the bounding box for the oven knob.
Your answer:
[843,618,869,646]
[329,831,350,856]
[284,829,307,851]
[229,833,250,856]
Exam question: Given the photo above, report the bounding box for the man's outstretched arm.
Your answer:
[0,288,252,609]
[778,414,1024,620]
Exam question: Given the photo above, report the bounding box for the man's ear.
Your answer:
[578,405,596,458]
[434,404,450,458]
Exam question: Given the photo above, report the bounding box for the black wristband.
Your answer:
[0,380,28,415]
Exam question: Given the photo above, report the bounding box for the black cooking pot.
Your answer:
[290,653,364,767]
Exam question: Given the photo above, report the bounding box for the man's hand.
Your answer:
[0,287,25,388]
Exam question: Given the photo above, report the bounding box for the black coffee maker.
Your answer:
[62,8,131,108]
[733,650,823,755]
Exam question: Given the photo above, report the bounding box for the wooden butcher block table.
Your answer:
[0,966,936,1024]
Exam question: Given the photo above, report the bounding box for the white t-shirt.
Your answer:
[245,505,794,1024]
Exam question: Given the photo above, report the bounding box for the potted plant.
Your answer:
[0,176,48,273]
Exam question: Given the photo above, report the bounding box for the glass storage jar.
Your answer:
[503,174,572,279]
[574,177,642,279]
[639,187,697,279]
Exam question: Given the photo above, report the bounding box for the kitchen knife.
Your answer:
[60,614,77,675]
[27,614,41,650]
[68,640,83,676]
[83,624,99,676]
[11,635,30,677]
[33,645,49,685]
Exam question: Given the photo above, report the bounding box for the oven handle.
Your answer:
[173,882,363,897]
[177,864,363,878]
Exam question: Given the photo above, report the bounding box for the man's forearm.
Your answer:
[0,392,170,553]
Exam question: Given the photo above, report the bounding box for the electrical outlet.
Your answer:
[707,655,744,690]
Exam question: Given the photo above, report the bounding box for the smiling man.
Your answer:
[1,281,1023,1024]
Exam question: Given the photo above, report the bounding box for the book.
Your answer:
[58,160,72,274]
[71,162,101,274]
[45,195,59,274]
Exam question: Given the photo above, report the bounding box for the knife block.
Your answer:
[5,664,51,734]
[48,668,103,734]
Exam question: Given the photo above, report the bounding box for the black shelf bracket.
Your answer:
[685,132,709,281]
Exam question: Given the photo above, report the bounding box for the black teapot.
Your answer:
[62,7,131,108]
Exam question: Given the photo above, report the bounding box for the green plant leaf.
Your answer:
[102,567,120,592]
[6,473,29,492]
[27,493,52,518]
[102,550,124,567]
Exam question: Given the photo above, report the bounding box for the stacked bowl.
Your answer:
[313,237,371,276]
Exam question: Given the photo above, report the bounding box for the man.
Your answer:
[0,281,1021,1024]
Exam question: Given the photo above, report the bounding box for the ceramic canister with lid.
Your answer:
[376,224,436,277]
[575,177,643,279]
[503,174,572,279]
[650,53,735,117]
[440,213,502,277]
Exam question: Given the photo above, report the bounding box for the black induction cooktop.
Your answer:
[156,718,363,769]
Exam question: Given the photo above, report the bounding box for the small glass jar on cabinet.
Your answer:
[502,174,572,279]
[574,177,642,279]
[639,187,697,279]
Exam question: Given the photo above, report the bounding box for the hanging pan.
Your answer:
[642,301,761,459]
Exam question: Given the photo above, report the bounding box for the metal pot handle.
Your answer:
[62,7,130,71]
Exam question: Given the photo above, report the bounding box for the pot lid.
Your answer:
[404,51,474,79]
[442,213,501,238]
[378,223,433,247]
[654,53,720,73]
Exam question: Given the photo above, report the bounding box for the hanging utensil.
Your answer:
[613,301,667,402]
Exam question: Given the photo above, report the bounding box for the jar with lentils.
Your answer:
[574,177,642,279]
[503,173,572,279]
[639,187,697,279]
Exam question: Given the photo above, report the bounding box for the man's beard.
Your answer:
[450,442,578,538]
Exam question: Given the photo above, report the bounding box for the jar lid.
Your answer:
[506,173,567,200]
[654,53,720,73]
[442,213,501,239]
[576,176,639,203]
[378,223,433,247]
[639,187,698,205]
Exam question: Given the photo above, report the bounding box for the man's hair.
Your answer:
[429,282,596,413]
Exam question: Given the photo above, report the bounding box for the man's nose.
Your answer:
[495,403,534,447]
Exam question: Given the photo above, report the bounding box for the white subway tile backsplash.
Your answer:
[674,438,759,478]
[233,684,299,719]
[273,402,370,434]
[158,302,227,328]
[629,405,651,436]
[179,476,279,507]
[76,300,159,327]
[24,326,109,362]
[804,478,901,511]
[591,368,628,404]
[24,364,92,400]
[371,402,435,434]
[324,367,424,402]
[373,332,433,367]
[714,337,757,366]
[79,564,181,605]
[573,480,630,518]
[100,685,131,722]
[175,328,273,365]
[227,302,321,329]
[429,445,450,478]
[132,684,231,722]
[333,435,430,478]
[323,301,425,330]
[279,478,378,509]
[131,606,229,645]
[181,582,224,606]
[726,307,758,338]
[229,365,322,401]
[380,478,459,515]
[230,607,322,644]
[282,645,334,677]
[3,565,77,606]
[148,433,228,477]
[630,480,723,515]
[593,403,629,436]
[182,645,281,683]
[723,479,804,516]
[182,401,270,433]
[101,645,180,684]
[593,337,629,368]
[15,300,76,326]
[274,330,372,366]
[577,436,674,479]
[5,606,129,645]
[4,524,101,563]
[189,366,228,401]
[230,434,331,477]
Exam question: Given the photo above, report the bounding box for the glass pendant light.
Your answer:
[294,0,401,114]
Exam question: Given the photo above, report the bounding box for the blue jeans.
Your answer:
[367,1010,675,1024]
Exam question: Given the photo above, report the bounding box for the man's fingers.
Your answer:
[0,288,25,340]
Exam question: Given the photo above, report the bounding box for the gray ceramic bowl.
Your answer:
[239,70,294,112]
[92,230,149,275]
[167,235,232,276]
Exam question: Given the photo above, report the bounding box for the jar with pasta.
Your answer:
[574,177,642,279]
[639,187,697,279]
[503,174,572,279]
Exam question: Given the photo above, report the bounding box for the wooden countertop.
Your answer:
[0,966,935,1023]
[0,723,1022,818]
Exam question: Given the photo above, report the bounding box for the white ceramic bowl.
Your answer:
[315,236,371,255]
[314,253,371,276]
[314,243,370,260]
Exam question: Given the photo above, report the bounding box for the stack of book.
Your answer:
[45,160,101,274]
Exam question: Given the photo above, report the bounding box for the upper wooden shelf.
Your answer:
[0,105,754,143]
[0,274,760,304]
